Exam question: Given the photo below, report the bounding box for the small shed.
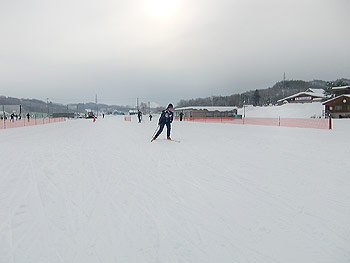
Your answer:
[52,113,74,118]
[128,109,138,115]
[323,95,350,118]
[277,88,326,104]
[175,106,238,118]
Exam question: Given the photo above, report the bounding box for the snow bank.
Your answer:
[238,102,324,118]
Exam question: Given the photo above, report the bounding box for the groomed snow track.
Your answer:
[0,116,349,263]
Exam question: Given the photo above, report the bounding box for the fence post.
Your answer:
[279,116,281,127]
[329,117,332,130]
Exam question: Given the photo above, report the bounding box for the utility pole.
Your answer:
[2,105,5,128]
[283,72,286,89]
[46,98,49,116]
[95,94,98,118]
[136,98,139,110]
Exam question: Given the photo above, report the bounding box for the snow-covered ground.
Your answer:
[0,116,349,263]
[238,102,324,118]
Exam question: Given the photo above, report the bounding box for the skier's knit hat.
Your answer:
[167,104,174,109]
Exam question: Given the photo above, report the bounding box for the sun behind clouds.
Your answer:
[145,0,181,20]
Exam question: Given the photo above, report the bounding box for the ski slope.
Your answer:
[0,116,349,263]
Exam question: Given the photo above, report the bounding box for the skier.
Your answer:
[179,112,184,121]
[137,110,142,123]
[149,114,153,121]
[26,113,30,121]
[152,104,174,141]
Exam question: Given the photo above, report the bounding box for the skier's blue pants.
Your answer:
[155,122,171,138]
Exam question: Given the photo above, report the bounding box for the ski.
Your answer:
[151,138,180,143]
[167,139,180,143]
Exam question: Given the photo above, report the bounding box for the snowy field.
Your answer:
[1,116,350,263]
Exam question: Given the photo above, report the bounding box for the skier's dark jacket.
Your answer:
[158,110,173,124]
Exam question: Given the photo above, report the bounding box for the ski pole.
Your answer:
[151,125,160,138]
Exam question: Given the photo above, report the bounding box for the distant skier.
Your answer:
[149,114,153,121]
[152,104,174,141]
[179,112,184,121]
[102,113,105,118]
[26,113,30,121]
[137,110,142,123]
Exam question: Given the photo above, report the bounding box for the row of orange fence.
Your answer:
[0,117,66,130]
[175,117,332,130]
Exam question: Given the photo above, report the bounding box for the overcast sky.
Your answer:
[1,0,349,106]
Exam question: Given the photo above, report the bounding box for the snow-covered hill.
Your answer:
[0,116,349,263]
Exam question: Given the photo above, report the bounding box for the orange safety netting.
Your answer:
[0,118,66,130]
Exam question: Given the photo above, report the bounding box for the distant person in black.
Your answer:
[26,113,30,121]
[137,110,142,123]
[102,113,105,118]
[152,104,174,140]
[179,112,184,121]
[149,114,153,121]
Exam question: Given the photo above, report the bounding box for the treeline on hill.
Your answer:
[177,78,350,108]
[0,96,132,114]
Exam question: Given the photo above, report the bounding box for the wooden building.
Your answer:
[175,106,238,118]
[277,88,326,104]
[331,86,350,97]
[323,95,350,118]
